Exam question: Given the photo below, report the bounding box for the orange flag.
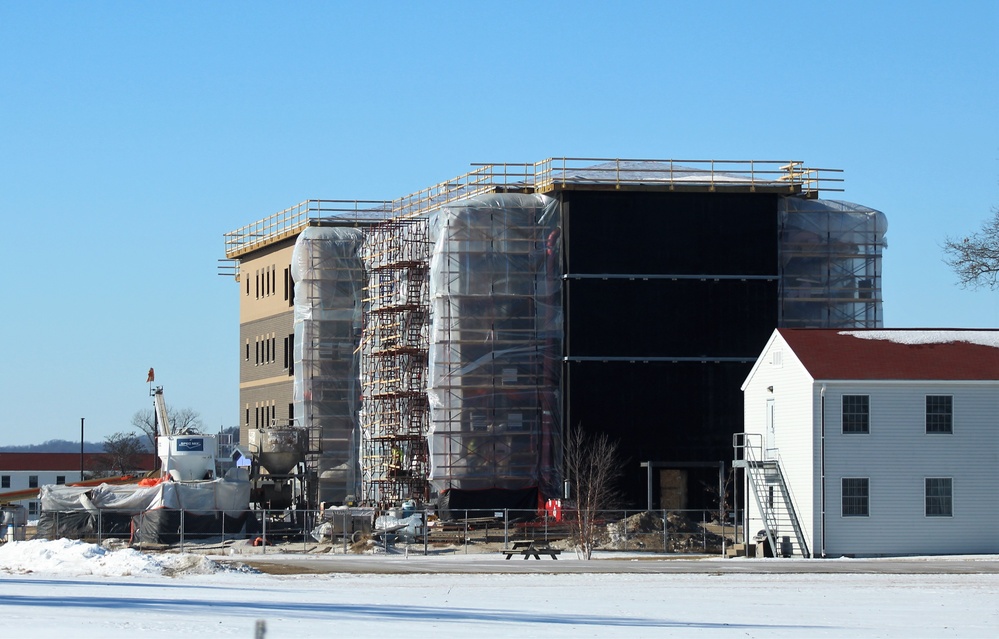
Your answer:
[146,367,155,383]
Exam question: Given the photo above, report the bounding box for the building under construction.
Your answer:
[223,158,887,514]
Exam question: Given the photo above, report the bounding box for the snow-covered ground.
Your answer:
[1,539,997,638]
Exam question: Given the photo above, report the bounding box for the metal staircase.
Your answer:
[733,433,810,558]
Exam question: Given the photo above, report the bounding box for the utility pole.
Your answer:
[80,417,85,482]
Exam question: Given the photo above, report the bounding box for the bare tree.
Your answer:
[563,424,623,559]
[131,406,204,449]
[943,207,999,289]
[700,467,735,524]
[101,432,147,476]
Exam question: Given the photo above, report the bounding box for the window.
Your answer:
[842,478,869,516]
[842,395,870,433]
[925,478,953,517]
[926,395,953,434]
[289,403,294,422]
[28,501,39,516]
[28,475,38,488]
[56,475,66,485]
[1,475,9,488]
[245,340,250,361]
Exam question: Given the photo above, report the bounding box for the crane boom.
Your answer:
[152,386,172,437]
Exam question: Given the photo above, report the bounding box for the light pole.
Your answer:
[80,417,85,482]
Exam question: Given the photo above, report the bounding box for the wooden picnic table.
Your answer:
[501,539,561,560]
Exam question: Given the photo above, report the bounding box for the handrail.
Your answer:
[223,199,393,258]
[224,158,845,258]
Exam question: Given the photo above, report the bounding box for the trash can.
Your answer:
[780,536,793,557]
[754,530,773,557]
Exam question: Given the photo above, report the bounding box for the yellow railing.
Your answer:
[225,158,844,257]
[224,199,392,258]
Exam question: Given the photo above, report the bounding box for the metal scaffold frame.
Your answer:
[778,198,887,329]
[359,218,432,504]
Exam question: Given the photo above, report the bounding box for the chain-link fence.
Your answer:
[31,506,744,557]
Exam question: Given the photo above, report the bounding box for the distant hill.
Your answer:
[0,439,114,453]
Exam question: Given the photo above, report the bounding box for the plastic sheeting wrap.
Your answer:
[39,480,250,515]
[291,226,365,504]
[37,479,251,542]
[426,193,562,499]
[779,198,887,329]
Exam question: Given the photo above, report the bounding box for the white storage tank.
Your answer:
[158,434,218,481]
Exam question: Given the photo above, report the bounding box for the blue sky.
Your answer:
[1,1,996,447]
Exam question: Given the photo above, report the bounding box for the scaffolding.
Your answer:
[426,193,563,498]
[291,226,366,505]
[359,218,432,503]
[778,198,888,328]
[230,158,871,511]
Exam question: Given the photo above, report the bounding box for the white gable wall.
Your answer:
[741,332,817,552]
[821,380,999,556]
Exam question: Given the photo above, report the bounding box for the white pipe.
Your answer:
[820,384,827,558]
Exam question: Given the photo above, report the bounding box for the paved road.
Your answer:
[216,552,999,575]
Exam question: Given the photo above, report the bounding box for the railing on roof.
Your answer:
[224,199,392,258]
[530,158,842,195]
[389,162,535,219]
[225,158,844,257]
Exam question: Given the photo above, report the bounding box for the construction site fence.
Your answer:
[32,507,745,557]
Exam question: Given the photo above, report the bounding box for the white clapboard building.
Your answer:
[738,329,999,558]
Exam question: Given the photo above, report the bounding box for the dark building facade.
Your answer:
[562,190,781,509]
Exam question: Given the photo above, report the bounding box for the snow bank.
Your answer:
[0,539,247,577]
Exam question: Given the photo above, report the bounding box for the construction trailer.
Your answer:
[223,158,887,514]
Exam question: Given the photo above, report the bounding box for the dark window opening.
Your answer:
[926,395,953,434]
[842,395,870,433]
[925,477,953,516]
[842,477,869,516]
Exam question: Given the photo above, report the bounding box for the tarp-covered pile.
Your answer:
[37,479,251,544]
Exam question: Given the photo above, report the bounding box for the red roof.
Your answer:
[0,453,156,472]
[778,329,999,381]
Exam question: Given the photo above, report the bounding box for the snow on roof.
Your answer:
[839,330,999,349]
[777,329,999,381]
